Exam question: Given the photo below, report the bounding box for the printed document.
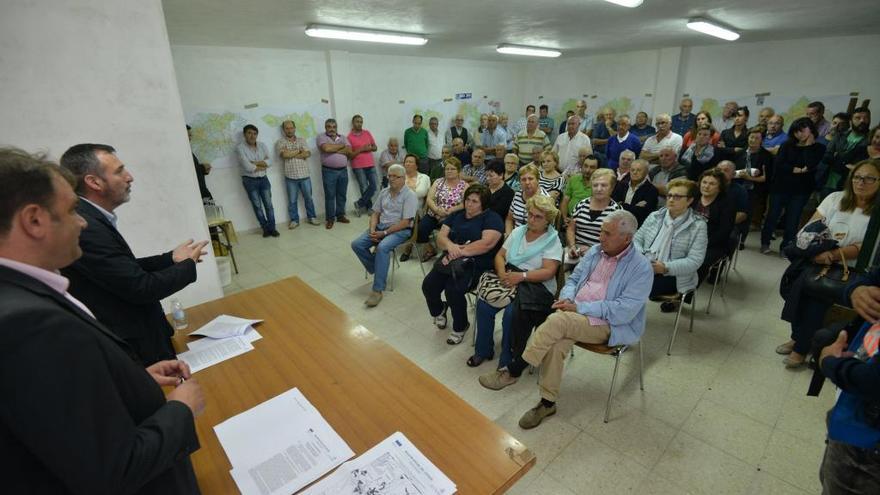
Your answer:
[176,336,253,373]
[189,314,263,339]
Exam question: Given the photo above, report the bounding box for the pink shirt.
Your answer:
[0,257,95,318]
[347,130,376,169]
[574,244,632,326]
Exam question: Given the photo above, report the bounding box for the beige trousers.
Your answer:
[521,311,610,402]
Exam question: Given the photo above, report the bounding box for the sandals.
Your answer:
[467,353,493,367]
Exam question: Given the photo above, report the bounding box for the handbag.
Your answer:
[476,271,517,309]
[802,248,851,304]
[432,253,475,284]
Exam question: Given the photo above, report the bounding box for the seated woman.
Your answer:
[470,195,562,366]
[411,157,466,262]
[398,153,432,262]
[692,168,735,283]
[560,153,598,227]
[777,159,880,368]
[538,150,565,205]
[681,111,721,149]
[485,159,514,220]
[633,178,708,312]
[566,168,621,265]
[503,153,521,191]
[506,164,549,235]
[681,124,721,180]
[422,184,505,344]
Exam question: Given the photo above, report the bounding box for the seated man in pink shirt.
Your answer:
[478,210,653,429]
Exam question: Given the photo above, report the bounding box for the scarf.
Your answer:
[506,224,559,267]
[647,209,693,263]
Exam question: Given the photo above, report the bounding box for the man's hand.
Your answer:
[819,330,854,365]
[852,285,880,323]
[167,379,206,417]
[255,160,268,169]
[651,260,666,274]
[146,359,192,386]
[172,239,210,263]
[551,299,577,312]
[369,230,385,243]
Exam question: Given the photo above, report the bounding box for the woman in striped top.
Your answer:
[505,163,549,235]
[538,150,565,205]
[566,168,621,262]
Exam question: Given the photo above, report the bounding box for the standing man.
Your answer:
[671,97,696,137]
[512,105,535,137]
[480,114,509,161]
[720,101,739,130]
[445,114,472,150]
[59,144,208,365]
[276,120,318,229]
[822,106,871,195]
[317,118,352,229]
[758,107,776,128]
[237,124,279,237]
[426,116,445,179]
[347,114,378,217]
[451,137,472,168]
[631,112,656,143]
[0,147,205,494]
[559,110,575,136]
[378,137,404,188]
[538,104,555,139]
[763,115,789,155]
[186,125,212,201]
[591,107,617,155]
[350,164,417,308]
[404,114,430,174]
[640,113,683,163]
[574,99,594,135]
[649,147,688,207]
[605,115,643,170]
[553,116,593,174]
[513,114,550,166]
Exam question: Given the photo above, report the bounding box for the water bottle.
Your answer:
[171,298,188,330]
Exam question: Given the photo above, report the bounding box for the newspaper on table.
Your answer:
[301,431,456,495]
[176,336,253,373]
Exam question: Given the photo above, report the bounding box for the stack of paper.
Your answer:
[214,388,354,495]
[176,315,263,372]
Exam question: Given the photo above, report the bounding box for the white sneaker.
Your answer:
[288,221,299,229]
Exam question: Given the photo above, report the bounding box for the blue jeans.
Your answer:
[242,176,275,232]
[322,167,349,220]
[475,300,514,365]
[351,225,411,292]
[352,167,378,210]
[761,193,810,249]
[285,177,316,223]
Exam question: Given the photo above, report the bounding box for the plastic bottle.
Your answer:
[171,298,188,330]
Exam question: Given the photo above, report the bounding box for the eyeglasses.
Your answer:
[527,211,546,220]
[666,194,689,200]
[853,175,879,185]
[388,174,405,179]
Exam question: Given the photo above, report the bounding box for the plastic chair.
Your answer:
[574,340,644,423]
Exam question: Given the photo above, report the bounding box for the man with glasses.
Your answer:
[640,113,683,164]
[445,114,472,150]
[350,164,417,308]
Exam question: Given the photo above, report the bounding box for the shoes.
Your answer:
[783,355,806,369]
[270,230,280,237]
[262,231,270,238]
[399,245,413,262]
[518,402,557,429]
[739,243,745,251]
[467,353,493,367]
[308,218,321,226]
[660,301,678,313]
[775,341,795,355]
[420,249,437,262]
[337,216,351,224]
[433,303,448,329]
[325,220,334,230]
[760,245,771,254]
[288,221,298,230]
[365,291,383,308]
[478,369,517,391]
[354,205,363,218]
[446,324,469,345]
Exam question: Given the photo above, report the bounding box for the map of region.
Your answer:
[188,111,246,163]
[261,112,320,140]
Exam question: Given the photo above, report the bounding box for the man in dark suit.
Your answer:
[0,147,204,494]
[59,143,208,365]
[612,159,659,226]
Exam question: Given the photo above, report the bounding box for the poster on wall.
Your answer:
[186,102,332,170]
[689,94,854,127]
[530,95,654,138]
[400,97,502,133]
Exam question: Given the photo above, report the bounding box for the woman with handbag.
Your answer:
[777,159,880,368]
[422,184,505,345]
[469,195,563,366]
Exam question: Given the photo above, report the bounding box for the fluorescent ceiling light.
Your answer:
[305,24,427,46]
[603,0,644,7]
[496,44,561,58]
[686,18,740,41]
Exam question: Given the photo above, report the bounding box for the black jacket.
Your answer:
[612,179,659,226]
[62,201,197,365]
[0,266,200,494]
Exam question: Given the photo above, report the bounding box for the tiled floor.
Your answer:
[220,218,835,494]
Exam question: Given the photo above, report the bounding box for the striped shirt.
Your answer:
[571,198,622,248]
[538,171,565,202]
[509,187,550,229]
[514,130,550,164]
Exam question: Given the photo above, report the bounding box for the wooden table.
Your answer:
[173,277,535,494]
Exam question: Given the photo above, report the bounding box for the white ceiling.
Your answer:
[162,0,880,60]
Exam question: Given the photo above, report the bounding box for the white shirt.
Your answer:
[79,196,118,229]
[552,131,593,172]
[642,132,683,158]
[818,191,870,266]
[427,129,443,159]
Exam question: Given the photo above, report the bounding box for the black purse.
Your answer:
[801,248,851,304]
[432,253,475,284]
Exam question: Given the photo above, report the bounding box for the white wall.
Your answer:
[0,0,223,307]
[171,45,526,231]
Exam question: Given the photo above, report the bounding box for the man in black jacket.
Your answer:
[612,159,658,226]
[0,147,203,494]
[60,143,208,365]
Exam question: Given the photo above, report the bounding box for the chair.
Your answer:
[704,256,730,315]
[407,213,428,277]
[363,248,401,291]
[657,288,697,356]
[573,340,644,423]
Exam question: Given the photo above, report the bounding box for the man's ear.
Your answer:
[17,204,49,239]
[83,174,103,194]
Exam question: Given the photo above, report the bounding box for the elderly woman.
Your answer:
[634,178,708,312]
[506,164,549,235]
[538,150,565,204]
[681,124,721,180]
[422,184,505,344]
[777,159,880,368]
[413,157,467,262]
[485,159,514,219]
[469,195,562,365]
[693,168,735,283]
[560,153,598,225]
[566,169,621,263]
[503,153,521,191]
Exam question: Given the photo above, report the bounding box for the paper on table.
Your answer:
[176,336,253,373]
[189,314,263,339]
[214,388,354,495]
[301,431,456,495]
[187,327,262,350]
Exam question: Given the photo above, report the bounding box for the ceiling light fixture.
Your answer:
[686,17,740,41]
[304,24,428,46]
[602,0,644,7]
[496,44,561,58]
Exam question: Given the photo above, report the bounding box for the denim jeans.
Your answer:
[762,193,810,249]
[285,177,316,223]
[321,166,349,220]
[351,224,411,292]
[351,166,378,210]
[474,299,514,364]
[241,176,275,232]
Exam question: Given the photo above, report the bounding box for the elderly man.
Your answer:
[807,102,834,141]
[641,113,683,163]
[480,114,509,160]
[616,149,636,183]
[671,97,696,136]
[236,124,279,237]
[574,99,594,135]
[591,107,617,154]
[404,114,430,174]
[514,113,550,166]
[347,114,378,217]
[553,116,593,174]
[720,101,739,130]
[612,159,658,226]
[277,120,318,228]
[763,115,789,155]
[378,137,404,188]
[317,118,352,229]
[60,144,208,365]
[427,116,444,175]
[631,112,655,143]
[758,107,776,128]
[512,105,535,137]
[350,164,417,308]
[445,114,472,149]
[559,110,575,136]
[451,137,471,168]
[606,115,643,170]
[0,147,205,494]
[462,149,489,185]
[479,210,652,429]
[649,147,688,207]
[538,104,555,137]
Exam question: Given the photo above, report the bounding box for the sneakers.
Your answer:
[288,221,299,230]
[760,245,771,254]
[433,303,448,329]
[308,218,321,226]
[446,324,469,345]
[479,369,518,391]
[365,291,383,308]
[518,402,557,429]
